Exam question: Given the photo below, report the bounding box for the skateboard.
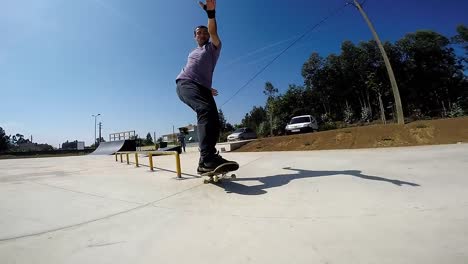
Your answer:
[200,162,239,184]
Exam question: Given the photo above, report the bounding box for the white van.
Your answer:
[285,115,318,134]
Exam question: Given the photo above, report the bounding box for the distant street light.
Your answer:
[92,114,101,147]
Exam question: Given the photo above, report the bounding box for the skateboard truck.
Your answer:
[200,162,239,184]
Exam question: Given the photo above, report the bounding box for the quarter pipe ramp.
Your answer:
[90,140,136,155]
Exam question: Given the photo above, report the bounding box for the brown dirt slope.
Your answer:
[236,117,468,152]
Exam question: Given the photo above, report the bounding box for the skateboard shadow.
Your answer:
[217,167,420,195]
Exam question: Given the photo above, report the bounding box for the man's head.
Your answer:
[194,25,210,46]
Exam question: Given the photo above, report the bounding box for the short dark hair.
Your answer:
[194,25,208,36]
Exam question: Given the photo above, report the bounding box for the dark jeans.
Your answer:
[181,142,186,152]
[176,79,219,163]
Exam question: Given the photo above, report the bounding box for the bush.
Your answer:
[219,131,231,142]
[343,105,354,124]
[321,113,332,123]
[448,102,464,117]
[257,121,271,137]
[360,106,372,123]
[320,122,338,131]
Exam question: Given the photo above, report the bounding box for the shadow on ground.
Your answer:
[215,167,420,195]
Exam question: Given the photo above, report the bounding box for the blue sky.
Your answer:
[1,0,467,147]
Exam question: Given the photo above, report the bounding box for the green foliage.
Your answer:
[240,106,267,133]
[225,123,234,132]
[452,24,468,53]
[218,131,230,143]
[218,109,227,132]
[343,104,354,124]
[0,127,10,152]
[238,27,467,136]
[448,102,465,118]
[257,121,271,137]
[319,122,338,131]
[360,106,372,123]
[144,133,154,146]
[263,81,278,98]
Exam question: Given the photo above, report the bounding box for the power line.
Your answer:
[220,2,352,107]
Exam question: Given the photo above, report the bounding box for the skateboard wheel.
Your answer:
[213,176,219,182]
[203,178,210,184]
[231,174,236,179]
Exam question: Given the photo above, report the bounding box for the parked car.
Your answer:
[227,127,257,142]
[285,115,318,134]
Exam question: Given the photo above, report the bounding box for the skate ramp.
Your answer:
[90,140,136,155]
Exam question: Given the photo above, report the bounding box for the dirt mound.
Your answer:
[236,117,468,152]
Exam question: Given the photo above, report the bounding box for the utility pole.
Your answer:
[352,0,405,124]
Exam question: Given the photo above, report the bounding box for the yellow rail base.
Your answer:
[115,151,182,178]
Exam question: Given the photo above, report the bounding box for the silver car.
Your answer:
[227,127,257,142]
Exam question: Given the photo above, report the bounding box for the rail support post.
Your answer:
[175,153,181,178]
[135,153,139,167]
[149,153,154,171]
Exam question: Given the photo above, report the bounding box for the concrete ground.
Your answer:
[0,144,467,264]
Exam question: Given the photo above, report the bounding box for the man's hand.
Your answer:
[199,0,220,47]
[211,88,218,96]
[199,0,216,11]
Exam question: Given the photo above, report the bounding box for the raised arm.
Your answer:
[198,0,220,48]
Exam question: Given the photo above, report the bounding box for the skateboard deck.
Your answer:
[201,162,239,184]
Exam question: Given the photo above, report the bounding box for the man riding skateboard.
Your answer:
[176,0,239,174]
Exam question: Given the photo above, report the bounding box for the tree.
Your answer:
[7,132,54,152]
[452,24,468,70]
[218,109,227,132]
[240,28,467,133]
[11,134,24,145]
[241,106,267,133]
[0,127,10,152]
[263,82,278,136]
[366,72,387,124]
[452,24,468,53]
[396,30,466,117]
[145,133,154,146]
[225,123,234,132]
[302,52,323,90]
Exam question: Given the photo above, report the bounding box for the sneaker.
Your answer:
[197,152,239,174]
[197,165,212,174]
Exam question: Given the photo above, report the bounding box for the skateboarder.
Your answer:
[177,133,186,153]
[176,0,238,174]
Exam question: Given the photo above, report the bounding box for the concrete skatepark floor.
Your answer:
[0,144,467,263]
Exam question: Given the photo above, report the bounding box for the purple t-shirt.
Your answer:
[176,41,222,89]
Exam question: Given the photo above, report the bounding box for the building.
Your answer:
[180,124,198,143]
[160,124,199,143]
